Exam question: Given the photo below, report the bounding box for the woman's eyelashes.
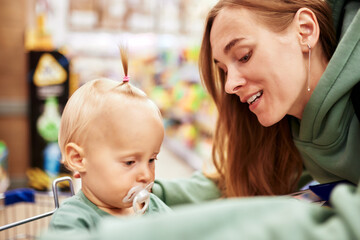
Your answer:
[239,50,252,63]
[216,50,252,73]
[216,65,227,75]
[221,68,228,76]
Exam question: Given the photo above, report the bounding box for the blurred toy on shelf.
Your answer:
[25,0,53,51]
[26,168,71,191]
[0,141,10,193]
[150,86,172,113]
[36,97,61,143]
[28,50,71,191]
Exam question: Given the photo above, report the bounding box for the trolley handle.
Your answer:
[0,176,74,231]
[52,176,75,208]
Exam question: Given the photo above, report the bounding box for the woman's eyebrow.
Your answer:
[213,38,246,64]
[224,38,245,54]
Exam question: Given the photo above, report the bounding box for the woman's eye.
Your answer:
[239,51,252,63]
[217,67,227,76]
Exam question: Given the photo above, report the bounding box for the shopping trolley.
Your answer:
[0,176,75,240]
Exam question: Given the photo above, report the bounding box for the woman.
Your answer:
[198,0,346,197]
[153,0,360,202]
[42,0,360,239]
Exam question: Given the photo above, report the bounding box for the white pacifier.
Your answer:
[122,182,153,215]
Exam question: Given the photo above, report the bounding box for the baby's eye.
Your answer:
[125,161,135,166]
[149,158,157,164]
[239,51,252,63]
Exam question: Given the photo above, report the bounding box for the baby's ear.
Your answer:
[64,143,86,173]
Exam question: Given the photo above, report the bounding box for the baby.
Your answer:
[49,49,171,232]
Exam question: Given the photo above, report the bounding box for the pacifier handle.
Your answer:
[133,189,150,214]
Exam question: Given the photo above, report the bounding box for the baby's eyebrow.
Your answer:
[117,151,141,159]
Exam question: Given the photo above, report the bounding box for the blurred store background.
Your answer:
[0,0,218,192]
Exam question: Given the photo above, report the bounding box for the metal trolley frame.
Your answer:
[0,177,74,239]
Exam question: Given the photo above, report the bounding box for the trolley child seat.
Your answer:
[0,176,74,239]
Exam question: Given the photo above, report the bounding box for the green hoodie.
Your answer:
[290,0,360,185]
[39,1,360,240]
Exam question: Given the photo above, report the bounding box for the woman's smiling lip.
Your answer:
[249,92,262,112]
[240,90,263,104]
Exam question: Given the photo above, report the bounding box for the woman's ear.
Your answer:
[295,7,320,51]
[64,143,86,173]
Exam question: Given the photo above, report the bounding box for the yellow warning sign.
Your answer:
[34,53,67,87]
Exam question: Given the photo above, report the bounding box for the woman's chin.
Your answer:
[257,116,277,127]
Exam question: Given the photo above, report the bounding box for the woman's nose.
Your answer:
[224,68,246,94]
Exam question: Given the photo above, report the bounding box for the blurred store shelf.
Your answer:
[162,136,203,171]
[155,143,195,180]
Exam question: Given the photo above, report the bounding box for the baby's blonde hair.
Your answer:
[59,47,160,171]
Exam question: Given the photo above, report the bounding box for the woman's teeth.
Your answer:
[247,91,263,104]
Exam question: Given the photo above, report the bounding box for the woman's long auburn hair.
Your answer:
[199,0,337,197]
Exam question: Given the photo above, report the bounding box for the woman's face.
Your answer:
[210,7,309,126]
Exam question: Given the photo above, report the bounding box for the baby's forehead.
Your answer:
[96,95,161,122]
[106,94,158,111]
[87,96,164,142]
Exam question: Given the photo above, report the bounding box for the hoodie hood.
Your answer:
[291,5,360,184]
